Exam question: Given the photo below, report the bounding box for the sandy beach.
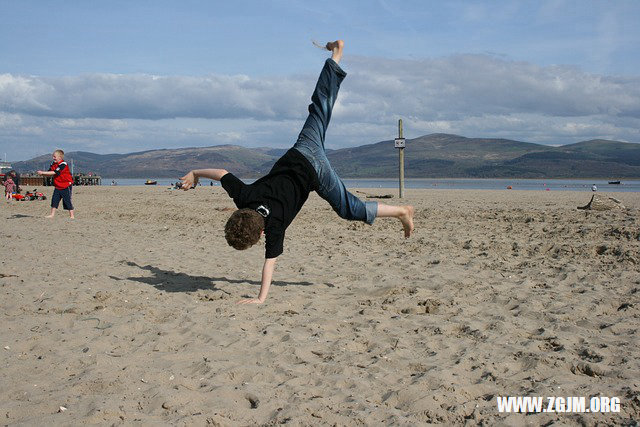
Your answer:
[1,185,639,425]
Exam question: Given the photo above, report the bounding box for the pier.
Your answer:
[73,174,102,186]
[19,174,102,187]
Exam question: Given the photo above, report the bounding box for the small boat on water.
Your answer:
[144,180,157,185]
[608,181,621,185]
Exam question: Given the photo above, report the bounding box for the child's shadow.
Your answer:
[8,214,34,219]
[113,261,317,294]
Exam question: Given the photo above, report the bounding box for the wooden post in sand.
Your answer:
[395,119,406,198]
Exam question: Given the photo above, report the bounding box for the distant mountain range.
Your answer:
[12,133,640,179]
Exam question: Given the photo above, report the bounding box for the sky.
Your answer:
[1,0,639,162]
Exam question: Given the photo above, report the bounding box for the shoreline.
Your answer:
[96,178,640,193]
[100,176,640,181]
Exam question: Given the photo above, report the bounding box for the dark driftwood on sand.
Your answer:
[355,190,394,199]
[577,194,625,211]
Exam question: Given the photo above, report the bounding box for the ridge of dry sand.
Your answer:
[1,186,639,425]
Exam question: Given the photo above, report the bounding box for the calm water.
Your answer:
[103,178,640,192]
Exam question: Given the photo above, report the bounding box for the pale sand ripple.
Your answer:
[1,186,639,425]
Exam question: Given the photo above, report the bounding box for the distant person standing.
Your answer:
[4,176,15,201]
[592,184,597,192]
[37,149,75,219]
[9,171,20,194]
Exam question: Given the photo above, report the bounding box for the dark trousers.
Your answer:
[51,186,73,210]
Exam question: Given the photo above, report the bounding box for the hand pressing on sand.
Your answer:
[237,258,275,305]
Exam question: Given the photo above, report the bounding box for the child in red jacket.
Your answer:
[37,149,75,219]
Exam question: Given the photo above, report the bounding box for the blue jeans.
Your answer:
[293,59,377,224]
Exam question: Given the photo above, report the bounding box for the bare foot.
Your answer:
[45,214,54,218]
[399,206,414,238]
[326,39,344,64]
[325,40,343,51]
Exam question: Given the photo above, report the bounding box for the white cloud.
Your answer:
[215,131,243,142]
[2,55,638,123]
[346,55,640,121]
[0,112,23,127]
[54,118,128,131]
[0,73,312,121]
[1,54,639,161]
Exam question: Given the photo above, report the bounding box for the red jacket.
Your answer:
[49,161,73,189]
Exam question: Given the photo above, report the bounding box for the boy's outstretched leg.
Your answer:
[376,204,415,238]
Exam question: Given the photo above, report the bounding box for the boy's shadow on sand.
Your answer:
[112,261,318,293]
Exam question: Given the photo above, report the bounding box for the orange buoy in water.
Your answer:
[506,185,512,189]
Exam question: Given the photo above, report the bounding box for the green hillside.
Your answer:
[327,134,552,177]
[12,134,640,178]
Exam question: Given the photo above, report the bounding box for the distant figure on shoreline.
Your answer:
[592,184,597,192]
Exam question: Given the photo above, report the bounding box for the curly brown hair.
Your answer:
[224,208,264,250]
